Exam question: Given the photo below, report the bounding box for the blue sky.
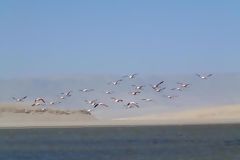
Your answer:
[0,0,239,78]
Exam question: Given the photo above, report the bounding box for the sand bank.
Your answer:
[0,104,240,128]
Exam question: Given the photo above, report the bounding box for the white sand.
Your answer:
[1,104,240,128]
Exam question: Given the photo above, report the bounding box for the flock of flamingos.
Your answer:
[11,73,213,114]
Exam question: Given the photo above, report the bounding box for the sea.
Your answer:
[0,124,240,160]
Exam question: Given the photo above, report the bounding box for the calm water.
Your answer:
[0,124,240,160]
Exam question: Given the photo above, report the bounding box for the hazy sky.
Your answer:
[0,0,239,78]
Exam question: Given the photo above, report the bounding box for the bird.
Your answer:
[132,85,145,90]
[49,101,61,105]
[87,108,95,112]
[93,103,109,108]
[154,87,166,92]
[60,96,65,100]
[177,82,190,88]
[130,91,141,96]
[111,97,124,103]
[79,89,94,92]
[85,99,98,106]
[32,98,46,106]
[123,73,138,79]
[34,98,46,104]
[151,81,164,90]
[61,91,72,97]
[12,96,27,102]
[108,79,123,85]
[105,91,114,94]
[141,98,153,102]
[32,102,45,107]
[196,74,213,80]
[125,102,140,108]
[163,95,178,99]
[171,87,183,91]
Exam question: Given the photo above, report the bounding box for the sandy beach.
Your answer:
[0,104,240,128]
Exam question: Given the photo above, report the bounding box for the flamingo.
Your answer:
[196,74,213,80]
[111,97,124,103]
[85,99,98,106]
[150,81,164,90]
[12,96,27,102]
[32,98,46,106]
[93,103,109,108]
[108,79,123,85]
[34,98,46,104]
[105,91,114,94]
[123,73,138,79]
[171,87,183,91]
[132,85,145,90]
[32,102,45,107]
[61,91,72,97]
[154,87,166,92]
[141,98,153,102]
[177,82,190,88]
[60,96,65,100]
[79,89,94,92]
[131,91,141,96]
[163,95,178,99]
[49,101,61,105]
[125,102,140,108]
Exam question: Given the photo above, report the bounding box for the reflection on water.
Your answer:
[0,124,240,160]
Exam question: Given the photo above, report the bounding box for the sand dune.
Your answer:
[0,104,96,128]
[115,105,240,125]
[1,104,240,128]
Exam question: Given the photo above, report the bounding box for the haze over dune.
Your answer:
[0,104,96,128]
[1,103,240,128]
[115,104,240,125]
[0,73,240,120]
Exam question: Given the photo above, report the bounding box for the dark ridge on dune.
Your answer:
[0,104,91,115]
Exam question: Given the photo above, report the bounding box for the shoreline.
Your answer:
[1,122,240,130]
[1,119,240,129]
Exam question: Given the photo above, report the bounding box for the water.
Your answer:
[0,124,240,160]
